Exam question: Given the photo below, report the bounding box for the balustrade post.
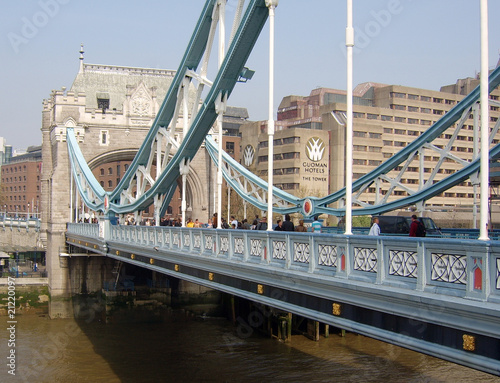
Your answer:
[416,241,426,291]
[465,243,490,301]
[375,238,385,284]
[98,213,114,241]
[308,234,316,273]
[343,236,352,277]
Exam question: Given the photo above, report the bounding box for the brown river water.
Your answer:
[0,314,498,383]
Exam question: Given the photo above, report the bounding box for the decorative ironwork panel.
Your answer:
[149,231,155,243]
[234,237,244,255]
[204,234,214,252]
[164,231,170,245]
[131,230,137,242]
[389,250,418,278]
[250,238,263,257]
[431,253,467,284]
[354,247,377,273]
[318,244,337,267]
[497,258,500,289]
[157,231,163,245]
[172,232,180,248]
[293,242,310,263]
[272,240,286,260]
[193,233,201,249]
[183,232,191,248]
[220,236,229,253]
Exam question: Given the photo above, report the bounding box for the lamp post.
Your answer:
[27,203,30,220]
[265,0,279,230]
[344,0,354,235]
[478,0,490,240]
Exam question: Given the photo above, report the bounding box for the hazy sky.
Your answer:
[1,0,499,150]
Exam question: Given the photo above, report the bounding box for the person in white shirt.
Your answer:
[368,217,380,236]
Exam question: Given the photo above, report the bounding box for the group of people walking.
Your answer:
[208,213,314,233]
[368,214,426,237]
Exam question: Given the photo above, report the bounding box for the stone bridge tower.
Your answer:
[41,52,213,317]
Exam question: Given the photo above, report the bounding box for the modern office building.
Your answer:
[0,137,12,166]
[240,69,500,227]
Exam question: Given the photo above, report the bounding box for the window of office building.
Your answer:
[381,115,392,121]
[282,137,300,144]
[284,168,300,174]
[391,104,406,111]
[226,141,235,155]
[282,152,299,160]
[390,92,406,98]
[258,156,268,163]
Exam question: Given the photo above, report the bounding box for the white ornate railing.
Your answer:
[66,223,500,302]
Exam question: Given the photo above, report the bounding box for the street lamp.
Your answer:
[27,203,30,220]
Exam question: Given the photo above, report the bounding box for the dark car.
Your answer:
[376,215,441,236]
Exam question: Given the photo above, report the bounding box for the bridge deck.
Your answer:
[66,223,500,376]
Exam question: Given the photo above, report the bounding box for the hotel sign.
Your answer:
[303,137,327,182]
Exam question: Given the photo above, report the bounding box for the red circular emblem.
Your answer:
[303,199,313,216]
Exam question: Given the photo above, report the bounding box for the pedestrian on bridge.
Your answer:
[256,216,267,231]
[282,214,295,231]
[312,216,322,233]
[368,217,380,236]
[295,219,307,232]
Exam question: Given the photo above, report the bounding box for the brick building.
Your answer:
[1,146,42,218]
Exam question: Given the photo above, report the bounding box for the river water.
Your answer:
[1,313,498,383]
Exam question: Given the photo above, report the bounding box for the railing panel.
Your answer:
[64,224,500,301]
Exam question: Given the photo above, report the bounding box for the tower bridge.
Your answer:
[1,0,498,376]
